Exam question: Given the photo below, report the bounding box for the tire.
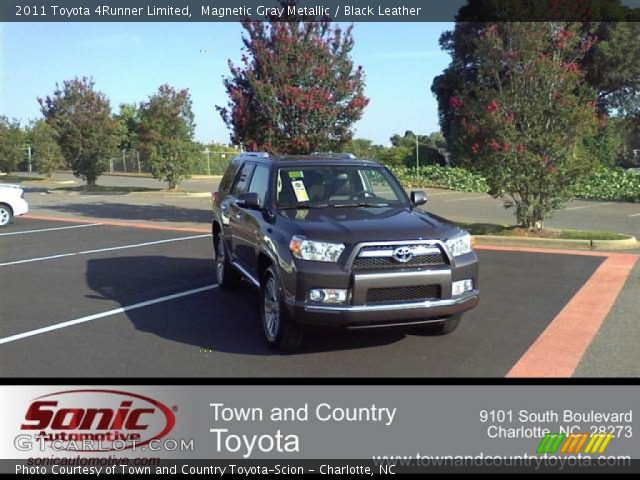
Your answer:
[0,204,13,228]
[260,266,303,352]
[214,234,241,290]
[416,314,463,335]
[433,314,463,334]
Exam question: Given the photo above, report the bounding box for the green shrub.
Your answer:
[573,166,640,202]
[388,165,489,193]
[386,164,639,203]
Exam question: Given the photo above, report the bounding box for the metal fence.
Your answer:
[107,149,238,176]
[12,148,239,177]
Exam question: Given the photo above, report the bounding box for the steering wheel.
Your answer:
[349,190,371,200]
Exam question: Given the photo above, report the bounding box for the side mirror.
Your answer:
[410,190,428,206]
[236,192,261,209]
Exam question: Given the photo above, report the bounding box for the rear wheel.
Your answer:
[0,204,12,228]
[214,234,240,289]
[261,266,303,352]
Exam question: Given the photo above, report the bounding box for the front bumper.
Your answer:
[283,246,479,329]
[286,290,479,328]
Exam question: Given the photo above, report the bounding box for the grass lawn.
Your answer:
[0,175,47,182]
[52,185,163,195]
[458,222,630,241]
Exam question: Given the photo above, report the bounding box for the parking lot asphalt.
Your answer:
[2,217,634,378]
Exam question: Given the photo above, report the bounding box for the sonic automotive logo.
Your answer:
[20,389,175,452]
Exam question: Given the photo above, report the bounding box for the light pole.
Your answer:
[415,134,419,172]
[25,144,32,173]
[203,147,211,176]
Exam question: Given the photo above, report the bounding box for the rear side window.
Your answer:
[247,164,270,207]
[218,161,240,193]
[232,163,255,196]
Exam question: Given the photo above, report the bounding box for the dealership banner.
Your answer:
[0,385,638,474]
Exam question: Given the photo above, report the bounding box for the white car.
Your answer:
[0,184,29,227]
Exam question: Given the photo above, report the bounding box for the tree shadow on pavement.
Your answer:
[84,255,405,357]
[51,202,212,224]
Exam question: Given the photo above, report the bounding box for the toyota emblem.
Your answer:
[392,246,413,263]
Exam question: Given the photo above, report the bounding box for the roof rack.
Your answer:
[310,152,357,160]
[238,152,269,158]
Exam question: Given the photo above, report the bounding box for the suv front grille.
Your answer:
[353,254,444,270]
[365,285,441,304]
[352,244,446,271]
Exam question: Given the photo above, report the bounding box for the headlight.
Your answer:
[289,235,345,262]
[445,232,473,257]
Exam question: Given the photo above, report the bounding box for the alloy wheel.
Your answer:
[263,277,280,340]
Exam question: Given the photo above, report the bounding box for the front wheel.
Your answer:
[261,266,303,352]
[0,204,13,228]
[416,314,463,335]
[433,314,462,334]
[214,234,240,289]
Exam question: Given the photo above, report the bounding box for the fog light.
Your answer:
[308,289,348,304]
[452,279,473,297]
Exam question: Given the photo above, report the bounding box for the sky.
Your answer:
[0,21,453,146]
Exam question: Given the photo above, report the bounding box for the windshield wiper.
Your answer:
[278,202,329,210]
[332,202,390,208]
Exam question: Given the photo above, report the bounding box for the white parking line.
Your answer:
[0,284,218,345]
[0,223,102,236]
[0,234,211,267]
[564,202,613,211]
[629,213,640,218]
[445,195,492,202]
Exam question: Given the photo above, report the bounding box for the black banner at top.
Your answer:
[2,0,640,22]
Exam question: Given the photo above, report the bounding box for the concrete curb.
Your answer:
[475,234,639,251]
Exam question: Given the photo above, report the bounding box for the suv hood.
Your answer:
[280,206,462,244]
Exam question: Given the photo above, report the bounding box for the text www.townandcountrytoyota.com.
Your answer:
[372,453,631,471]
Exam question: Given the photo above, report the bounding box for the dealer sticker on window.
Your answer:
[291,180,309,202]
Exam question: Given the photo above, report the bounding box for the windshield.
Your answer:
[276,165,408,209]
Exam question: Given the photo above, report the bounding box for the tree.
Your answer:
[29,119,64,177]
[344,138,385,161]
[389,131,447,167]
[116,103,141,152]
[432,1,640,164]
[218,7,369,154]
[449,23,601,229]
[38,77,119,186]
[138,85,196,189]
[0,117,26,174]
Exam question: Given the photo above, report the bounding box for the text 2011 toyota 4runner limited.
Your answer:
[212,152,479,351]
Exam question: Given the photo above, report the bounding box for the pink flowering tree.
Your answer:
[217,15,368,154]
[449,23,602,229]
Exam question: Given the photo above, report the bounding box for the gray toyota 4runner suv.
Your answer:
[212,152,479,352]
